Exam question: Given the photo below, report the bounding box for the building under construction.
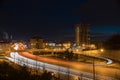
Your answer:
[75,23,90,46]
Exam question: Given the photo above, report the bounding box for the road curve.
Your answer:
[17,52,120,80]
[8,52,92,80]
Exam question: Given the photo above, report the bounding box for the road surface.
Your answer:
[6,52,120,80]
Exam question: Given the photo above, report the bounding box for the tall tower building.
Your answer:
[75,23,90,46]
[75,24,81,46]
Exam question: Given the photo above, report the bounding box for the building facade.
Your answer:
[75,23,90,46]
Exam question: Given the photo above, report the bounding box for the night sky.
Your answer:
[0,0,120,40]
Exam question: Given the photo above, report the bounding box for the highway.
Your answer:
[6,52,118,80]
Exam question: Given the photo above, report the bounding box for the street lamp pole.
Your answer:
[35,55,38,80]
[58,66,60,79]
[93,58,95,80]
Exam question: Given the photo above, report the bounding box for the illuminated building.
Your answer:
[75,23,90,46]
[0,41,10,50]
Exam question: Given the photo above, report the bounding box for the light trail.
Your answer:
[6,52,117,80]
[8,52,92,80]
[74,52,113,65]
[98,57,113,65]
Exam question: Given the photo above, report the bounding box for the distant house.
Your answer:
[0,40,10,51]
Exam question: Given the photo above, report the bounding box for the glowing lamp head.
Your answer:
[100,49,104,52]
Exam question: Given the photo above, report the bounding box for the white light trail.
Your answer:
[6,52,116,80]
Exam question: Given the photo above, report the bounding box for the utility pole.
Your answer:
[67,67,70,80]
[43,63,45,71]
[80,73,83,80]
[93,58,95,80]
[14,53,16,64]
[36,55,37,70]
[58,66,60,79]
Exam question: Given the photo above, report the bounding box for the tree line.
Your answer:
[0,61,59,80]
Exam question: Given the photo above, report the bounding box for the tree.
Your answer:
[64,50,74,60]
[40,70,52,80]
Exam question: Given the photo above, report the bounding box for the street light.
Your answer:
[100,49,104,52]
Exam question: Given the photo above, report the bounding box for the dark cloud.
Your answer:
[117,0,120,7]
[80,0,120,25]
[0,0,3,6]
[0,0,120,40]
[0,0,3,3]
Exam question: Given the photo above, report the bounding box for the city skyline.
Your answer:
[0,1,120,80]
